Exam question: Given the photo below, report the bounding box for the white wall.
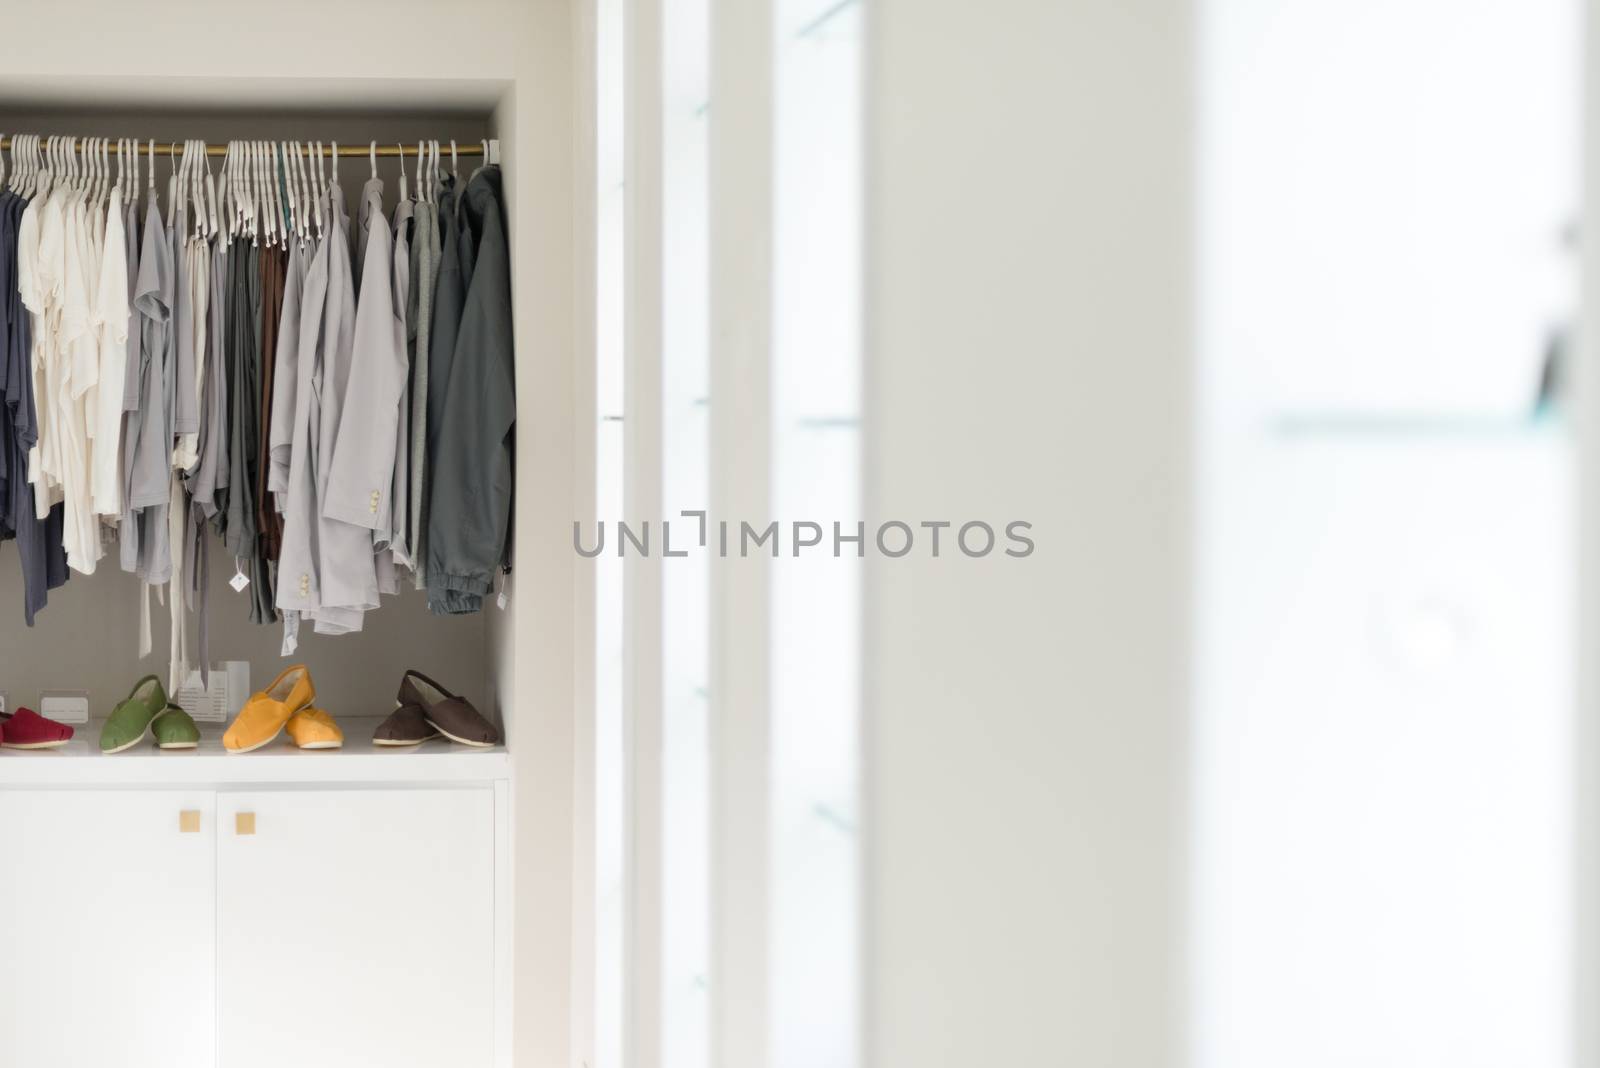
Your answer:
[862,2,1191,1066]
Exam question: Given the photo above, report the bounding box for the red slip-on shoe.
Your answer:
[0,707,73,750]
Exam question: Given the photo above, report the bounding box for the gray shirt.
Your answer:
[121,195,173,584]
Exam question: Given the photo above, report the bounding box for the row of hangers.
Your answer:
[0,133,146,213]
[0,134,497,250]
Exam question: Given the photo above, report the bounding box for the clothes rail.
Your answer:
[0,137,494,158]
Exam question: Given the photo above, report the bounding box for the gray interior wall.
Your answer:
[0,106,495,722]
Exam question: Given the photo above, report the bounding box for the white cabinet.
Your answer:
[0,790,218,1068]
[0,749,508,1068]
[217,789,497,1068]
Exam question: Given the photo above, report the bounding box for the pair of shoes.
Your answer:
[222,666,344,753]
[100,676,200,753]
[373,670,500,748]
[1,706,74,750]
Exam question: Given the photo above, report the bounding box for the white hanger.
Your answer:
[279,142,294,241]
[311,141,325,239]
[414,141,425,204]
[177,140,189,228]
[330,140,339,186]
[259,140,270,244]
[187,141,200,235]
[166,142,179,219]
[235,141,248,238]
[270,140,283,245]
[481,138,488,170]
[288,141,304,243]
[205,143,219,238]
[296,140,310,243]
[188,140,200,231]
[265,139,278,244]
[219,143,231,237]
[450,139,458,181]
[194,141,208,238]
[270,141,286,246]
[432,140,441,201]
[369,141,377,182]
[397,144,408,203]
[302,140,315,241]
[252,142,263,244]
[238,141,249,238]
[258,141,272,245]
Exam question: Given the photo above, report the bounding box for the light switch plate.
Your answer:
[235,812,256,836]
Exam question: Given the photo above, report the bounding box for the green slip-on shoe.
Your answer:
[100,675,168,754]
[152,705,201,750]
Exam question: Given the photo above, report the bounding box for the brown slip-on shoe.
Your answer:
[372,703,441,747]
[397,670,501,748]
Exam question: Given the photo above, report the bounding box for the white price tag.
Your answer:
[230,564,250,593]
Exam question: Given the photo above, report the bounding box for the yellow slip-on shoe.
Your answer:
[224,665,316,753]
[286,707,344,750]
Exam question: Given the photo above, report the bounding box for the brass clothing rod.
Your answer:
[0,137,490,158]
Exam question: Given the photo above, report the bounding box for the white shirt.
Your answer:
[91,186,129,517]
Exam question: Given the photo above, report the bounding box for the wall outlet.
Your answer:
[39,690,90,724]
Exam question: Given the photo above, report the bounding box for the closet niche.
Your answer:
[0,101,515,1068]
[0,105,498,725]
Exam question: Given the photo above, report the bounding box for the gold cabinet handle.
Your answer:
[235,812,256,836]
[179,810,201,834]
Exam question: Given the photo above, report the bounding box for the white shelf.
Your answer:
[0,715,509,786]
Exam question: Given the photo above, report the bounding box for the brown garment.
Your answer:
[256,245,288,562]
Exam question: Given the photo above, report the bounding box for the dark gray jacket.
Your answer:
[425,165,513,613]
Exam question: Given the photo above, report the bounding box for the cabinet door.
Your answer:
[217,788,496,1068]
[0,789,217,1068]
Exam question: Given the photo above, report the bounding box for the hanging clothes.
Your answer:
[426,165,513,614]
[0,185,68,624]
[0,137,516,648]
